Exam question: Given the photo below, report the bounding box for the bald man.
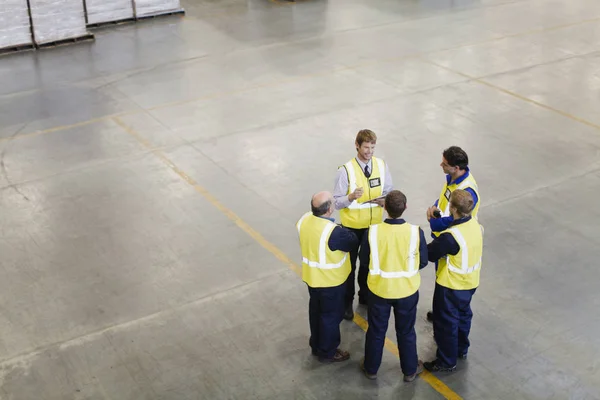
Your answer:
[296,191,359,362]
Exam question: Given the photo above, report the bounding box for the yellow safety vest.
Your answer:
[296,212,352,288]
[436,218,483,290]
[434,173,480,237]
[339,157,385,229]
[367,222,421,299]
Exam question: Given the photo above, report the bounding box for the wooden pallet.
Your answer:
[87,17,138,29]
[87,9,185,29]
[0,43,36,57]
[37,33,95,49]
[137,9,185,21]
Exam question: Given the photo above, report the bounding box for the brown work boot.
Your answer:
[360,358,377,380]
[319,349,350,363]
[403,360,424,382]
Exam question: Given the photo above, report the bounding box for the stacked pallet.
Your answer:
[0,0,184,53]
[135,0,183,19]
[85,0,134,25]
[86,0,184,26]
[0,0,33,50]
[29,0,91,45]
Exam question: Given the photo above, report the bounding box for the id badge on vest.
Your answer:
[444,188,451,200]
[369,178,381,188]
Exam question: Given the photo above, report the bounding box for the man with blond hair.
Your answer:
[333,129,394,320]
[424,189,484,373]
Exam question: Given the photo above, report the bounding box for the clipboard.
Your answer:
[364,195,385,204]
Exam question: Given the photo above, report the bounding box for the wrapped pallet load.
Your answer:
[85,0,135,25]
[0,0,33,50]
[29,0,92,45]
[135,0,183,18]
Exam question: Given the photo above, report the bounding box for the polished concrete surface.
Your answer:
[1,0,600,398]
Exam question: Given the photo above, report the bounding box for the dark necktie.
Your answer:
[364,164,371,178]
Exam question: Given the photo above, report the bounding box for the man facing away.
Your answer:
[333,129,393,321]
[358,190,427,382]
[424,189,484,372]
[426,146,480,322]
[296,191,359,362]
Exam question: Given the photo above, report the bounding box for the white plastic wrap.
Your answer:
[0,0,33,49]
[134,0,182,18]
[85,0,134,25]
[29,0,89,44]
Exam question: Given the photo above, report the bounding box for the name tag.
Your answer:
[369,178,381,188]
[444,188,451,200]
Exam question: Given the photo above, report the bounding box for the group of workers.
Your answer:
[296,129,483,381]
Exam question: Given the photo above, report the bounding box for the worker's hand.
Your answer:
[374,198,385,207]
[349,187,364,201]
[426,206,439,221]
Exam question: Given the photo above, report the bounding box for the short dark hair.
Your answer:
[312,200,331,216]
[450,190,474,217]
[443,146,469,170]
[385,190,407,219]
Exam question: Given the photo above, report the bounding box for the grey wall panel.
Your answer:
[29,0,89,44]
[0,0,33,49]
[134,0,182,18]
[85,0,134,25]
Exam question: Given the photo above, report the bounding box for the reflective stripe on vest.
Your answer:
[441,180,478,217]
[369,224,419,278]
[345,157,385,210]
[296,213,348,269]
[445,226,482,274]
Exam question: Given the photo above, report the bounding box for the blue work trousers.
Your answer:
[364,291,419,376]
[432,283,476,367]
[344,227,369,307]
[308,281,346,359]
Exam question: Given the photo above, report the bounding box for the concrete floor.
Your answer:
[1,0,600,398]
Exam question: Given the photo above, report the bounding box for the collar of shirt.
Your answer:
[449,216,471,227]
[384,218,406,225]
[317,215,336,223]
[446,167,470,185]
[354,157,372,170]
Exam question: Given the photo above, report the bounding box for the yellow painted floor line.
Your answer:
[112,116,462,399]
[5,15,600,143]
[418,58,600,131]
[0,114,127,144]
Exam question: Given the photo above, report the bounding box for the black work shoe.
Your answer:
[403,360,424,382]
[344,306,354,321]
[426,311,434,322]
[458,353,467,360]
[423,359,456,373]
[360,358,377,380]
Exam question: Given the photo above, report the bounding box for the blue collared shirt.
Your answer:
[427,216,471,262]
[430,168,479,234]
[358,218,428,270]
[317,215,359,252]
